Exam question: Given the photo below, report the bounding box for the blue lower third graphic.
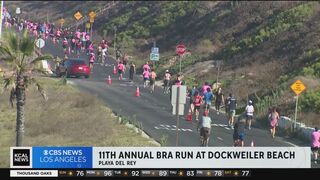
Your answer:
[32,147,92,168]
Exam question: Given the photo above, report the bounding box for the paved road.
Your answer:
[41,39,319,167]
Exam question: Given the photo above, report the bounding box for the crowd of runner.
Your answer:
[3,13,319,160]
[1,16,286,147]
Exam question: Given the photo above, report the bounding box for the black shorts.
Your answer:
[118,70,123,74]
[150,79,155,85]
[311,147,319,152]
[194,105,201,111]
[200,127,210,138]
[246,115,253,120]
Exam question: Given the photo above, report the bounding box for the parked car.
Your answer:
[56,59,90,78]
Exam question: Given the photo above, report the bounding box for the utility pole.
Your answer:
[114,26,117,58]
[175,86,180,146]
[90,22,93,40]
[293,95,299,132]
[46,12,48,24]
[179,55,182,74]
[153,41,156,68]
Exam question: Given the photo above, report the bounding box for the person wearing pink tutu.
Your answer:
[269,107,280,138]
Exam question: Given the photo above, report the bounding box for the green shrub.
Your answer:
[300,88,320,113]
[136,6,149,16]
[131,22,150,38]
[278,75,289,83]
[301,67,315,76]
[196,39,214,53]
[218,2,315,61]
[304,50,313,59]
[117,32,134,49]
[210,10,232,27]
[103,12,132,36]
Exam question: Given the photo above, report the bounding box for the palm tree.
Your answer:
[0,30,53,146]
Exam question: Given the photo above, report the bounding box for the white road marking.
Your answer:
[217,137,223,141]
[211,123,232,130]
[154,124,193,132]
[119,84,131,87]
[281,140,298,147]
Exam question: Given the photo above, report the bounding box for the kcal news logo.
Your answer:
[13,149,30,166]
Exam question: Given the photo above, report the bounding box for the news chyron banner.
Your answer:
[10,147,92,169]
[11,147,311,168]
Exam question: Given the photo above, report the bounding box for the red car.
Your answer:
[56,59,91,78]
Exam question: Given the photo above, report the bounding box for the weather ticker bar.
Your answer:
[45,169,251,177]
[9,169,251,177]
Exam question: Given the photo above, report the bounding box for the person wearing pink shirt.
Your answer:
[56,29,62,42]
[75,30,81,39]
[149,69,157,93]
[88,42,94,53]
[175,74,183,86]
[143,62,150,72]
[89,52,95,71]
[117,61,125,80]
[311,127,320,164]
[201,82,211,95]
[85,34,90,41]
[143,68,150,88]
[85,35,90,50]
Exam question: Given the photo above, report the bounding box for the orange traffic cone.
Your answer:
[113,65,117,75]
[251,140,255,147]
[107,75,112,85]
[135,86,140,97]
[186,109,192,122]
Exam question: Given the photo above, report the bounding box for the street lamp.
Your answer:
[114,25,117,58]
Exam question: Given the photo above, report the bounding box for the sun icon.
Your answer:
[234,171,239,176]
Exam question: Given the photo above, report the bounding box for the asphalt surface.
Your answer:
[41,39,319,168]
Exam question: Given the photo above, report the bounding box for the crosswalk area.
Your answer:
[211,123,232,130]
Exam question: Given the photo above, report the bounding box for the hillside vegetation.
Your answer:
[6,1,320,127]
